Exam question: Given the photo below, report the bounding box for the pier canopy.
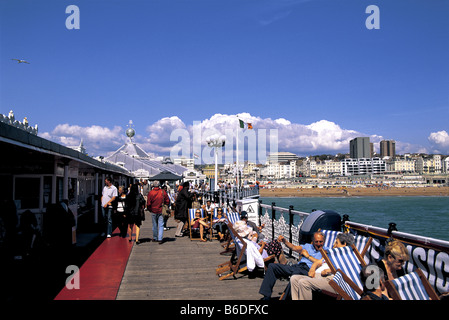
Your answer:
[104,123,187,179]
[148,170,183,182]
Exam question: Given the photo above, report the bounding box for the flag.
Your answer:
[239,119,253,129]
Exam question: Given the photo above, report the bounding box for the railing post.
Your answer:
[271,202,276,240]
[258,199,262,227]
[289,205,294,257]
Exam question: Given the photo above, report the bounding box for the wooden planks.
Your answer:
[116,212,287,300]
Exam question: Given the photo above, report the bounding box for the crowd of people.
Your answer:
[100,177,443,301]
[2,176,443,301]
[101,178,171,244]
[101,178,223,244]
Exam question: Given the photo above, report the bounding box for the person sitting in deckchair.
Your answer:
[212,208,227,241]
[247,230,287,265]
[191,209,210,242]
[289,233,355,300]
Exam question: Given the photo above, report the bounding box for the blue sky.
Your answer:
[1,0,449,160]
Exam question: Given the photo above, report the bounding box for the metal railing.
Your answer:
[201,186,260,207]
[259,201,310,259]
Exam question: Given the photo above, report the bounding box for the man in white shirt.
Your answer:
[101,177,118,238]
[203,200,215,216]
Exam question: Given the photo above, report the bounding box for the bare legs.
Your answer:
[128,224,140,243]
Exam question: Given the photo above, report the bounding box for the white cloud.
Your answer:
[40,123,124,156]
[40,113,432,160]
[428,130,449,153]
[146,116,186,146]
[185,114,371,156]
[395,141,428,155]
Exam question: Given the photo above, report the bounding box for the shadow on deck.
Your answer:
[116,211,287,300]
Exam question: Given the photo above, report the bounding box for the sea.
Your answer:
[260,196,449,242]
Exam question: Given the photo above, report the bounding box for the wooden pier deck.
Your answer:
[116,212,287,300]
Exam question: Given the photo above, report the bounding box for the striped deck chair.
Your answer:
[216,221,274,280]
[330,270,362,300]
[211,207,227,240]
[320,229,340,249]
[320,229,373,259]
[220,210,241,254]
[226,211,241,224]
[385,268,440,300]
[216,221,248,280]
[353,234,373,259]
[320,245,367,300]
[188,208,209,241]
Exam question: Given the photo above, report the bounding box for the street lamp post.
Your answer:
[206,134,226,191]
[254,167,259,183]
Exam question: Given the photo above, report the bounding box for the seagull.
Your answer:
[11,59,30,64]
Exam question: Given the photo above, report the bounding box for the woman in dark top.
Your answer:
[126,183,145,244]
[115,186,128,238]
[174,181,192,237]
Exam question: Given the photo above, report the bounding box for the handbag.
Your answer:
[138,194,146,221]
[160,190,170,217]
[162,203,170,217]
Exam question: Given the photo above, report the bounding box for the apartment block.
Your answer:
[341,158,386,176]
[350,137,371,158]
[380,140,396,158]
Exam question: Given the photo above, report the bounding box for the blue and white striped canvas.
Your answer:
[333,270,360,300]
[391,271,430,300]
[226,211,241,224]
[188,208,204,221]
[326,246,364,296]
[212,207,227,220]
[354,234,369,255]
[321,229,340,249]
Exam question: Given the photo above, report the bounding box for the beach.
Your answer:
[259,186,449,198]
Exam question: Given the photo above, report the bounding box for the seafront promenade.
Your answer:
[259,186,449,198]
[56,211,287,300]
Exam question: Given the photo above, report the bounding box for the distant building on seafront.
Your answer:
[350,137,371,159]
[380,140,396,159]
[267,152,299,164]
[341,157,386,176]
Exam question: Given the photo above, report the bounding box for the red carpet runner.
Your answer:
[54,229,133,300]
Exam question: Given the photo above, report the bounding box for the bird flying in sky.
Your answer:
[11,59,30,64]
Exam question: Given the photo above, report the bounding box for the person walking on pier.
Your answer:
[115,186,128,238]
[147,180,169,243]
[101,177,118,238]
[141,180,150,206]
[174,181,191,237]
[126,183,145,244]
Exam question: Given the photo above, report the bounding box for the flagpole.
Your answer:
[236,117,239,198]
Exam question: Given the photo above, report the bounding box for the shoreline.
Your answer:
[259,186,449,198]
